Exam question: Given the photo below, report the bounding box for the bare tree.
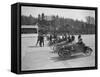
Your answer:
[86,16,95,24]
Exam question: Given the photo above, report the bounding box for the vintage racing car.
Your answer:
[55,42,93,58]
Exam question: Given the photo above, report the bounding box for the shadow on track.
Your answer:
[51,54,86,62]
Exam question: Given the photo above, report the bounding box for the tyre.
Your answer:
[58,50,71,58]
[84,48,92,56]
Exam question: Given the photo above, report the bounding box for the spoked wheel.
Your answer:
[58,50,71,58]
[84,48,92,56]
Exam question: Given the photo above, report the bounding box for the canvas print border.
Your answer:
[11,2,98,74]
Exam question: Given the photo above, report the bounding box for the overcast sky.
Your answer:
[21,6,95,22]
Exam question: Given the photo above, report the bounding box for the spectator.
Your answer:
[71,35,75,42]
[68,35,71,42]
[39,34,44,47]
[49,34,52,42]
[36,34,40,46]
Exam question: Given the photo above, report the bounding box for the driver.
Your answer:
[77,35,85,46]
[78,35,82,44]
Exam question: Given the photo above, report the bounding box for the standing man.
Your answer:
[49,34,52,42]
[36,34,40,46]
[53,33,57,43]
[41,34,44,47]
[39,34,44,47]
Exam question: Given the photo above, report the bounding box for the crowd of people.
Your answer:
[48,33,83,45]
[36,32,83,47]
[49,34,75,42]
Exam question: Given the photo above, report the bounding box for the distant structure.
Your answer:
[38,13,59,21]
[21,24,38,37]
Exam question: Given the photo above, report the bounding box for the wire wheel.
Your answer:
[58,50,71,58]
[84,48,92,56]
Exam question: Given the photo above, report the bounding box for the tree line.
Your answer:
[21,13,95,34]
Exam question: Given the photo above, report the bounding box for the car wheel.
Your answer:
[58,50,71,58]
[84,48,92,56]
